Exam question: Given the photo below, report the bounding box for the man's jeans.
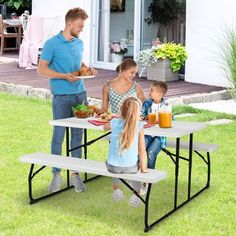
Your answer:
[51,92,87,174]
[145,135,162,169]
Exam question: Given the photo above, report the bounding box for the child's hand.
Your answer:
[103,122,111,130]
[141,115,148,121]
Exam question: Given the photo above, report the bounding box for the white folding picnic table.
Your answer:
[45,117,207,231]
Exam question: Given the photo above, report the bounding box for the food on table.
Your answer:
[87,105,96,115]
[72,104,95,118]
[100,112,113,121]
[72,65,94,76]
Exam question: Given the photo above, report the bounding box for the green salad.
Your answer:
[72,104,90,113]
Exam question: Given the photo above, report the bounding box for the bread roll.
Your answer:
[72,65,93,76]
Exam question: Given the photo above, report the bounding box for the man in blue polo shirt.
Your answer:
[37,7,96,193]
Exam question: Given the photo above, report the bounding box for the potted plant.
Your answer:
[137,42,187,81]
[110,38,128,63]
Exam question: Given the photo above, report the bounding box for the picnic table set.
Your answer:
[20,106,218,232]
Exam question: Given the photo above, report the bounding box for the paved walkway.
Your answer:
[189,99,236,115]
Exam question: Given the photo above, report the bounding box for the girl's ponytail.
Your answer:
[120,97,140,151]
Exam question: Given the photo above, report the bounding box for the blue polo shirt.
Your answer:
[40,32,85,95]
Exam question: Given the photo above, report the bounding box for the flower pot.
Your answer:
[147,59,178,82]
[111,53,123,63]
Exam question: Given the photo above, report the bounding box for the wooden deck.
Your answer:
[0,61,224,100]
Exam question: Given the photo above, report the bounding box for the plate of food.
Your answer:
[72,64,95,79]
[96,112,119,122]
[72,104,95,118]
[74,75,95,79]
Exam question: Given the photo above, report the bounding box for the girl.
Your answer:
[104,97,147,207]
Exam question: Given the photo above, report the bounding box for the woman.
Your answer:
[96,58,145,114]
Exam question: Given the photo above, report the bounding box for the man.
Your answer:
[37,7,96,193]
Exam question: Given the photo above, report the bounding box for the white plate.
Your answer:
[74,75,96,79]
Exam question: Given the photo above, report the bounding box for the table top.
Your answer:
[50,117,207,138]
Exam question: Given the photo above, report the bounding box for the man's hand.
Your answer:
[64,73,81,83]
[90,68,97,76]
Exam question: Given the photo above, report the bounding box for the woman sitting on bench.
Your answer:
[104,97,148,207]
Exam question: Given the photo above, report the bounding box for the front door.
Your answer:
[92,0,135,70]
[91,0,164,70]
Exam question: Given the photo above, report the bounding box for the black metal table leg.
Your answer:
[28,163,72,204]
[207,152,211,188]
[188,133,193,199]
[65,127,108,183]
[174,137,180,209]
[84,129,88,181]
[28,164,35,204]
[144,184,152,232]
[66,127,70,187]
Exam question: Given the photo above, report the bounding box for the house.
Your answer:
[185,0,236,88]
[32,0,236,88]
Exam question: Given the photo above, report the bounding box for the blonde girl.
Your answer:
[104,97,147,207]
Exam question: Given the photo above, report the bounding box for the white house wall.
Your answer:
[186,0,236,88]
[32,0,92,64]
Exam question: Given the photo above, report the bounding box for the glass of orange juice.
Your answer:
[158,112,172,128]
[148,113,156,125]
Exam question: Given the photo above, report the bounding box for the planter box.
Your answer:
[147,59,178,82]
[138,63,147,77]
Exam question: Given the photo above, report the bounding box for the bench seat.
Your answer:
[101,135,218,153]
[20,152,167,184]
[166,139,218,152]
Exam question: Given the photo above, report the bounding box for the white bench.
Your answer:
[102,134,218,192]
[20,152,167,183]
[20,152,167,232]
[166,139,218,153]
[101,135,218,153]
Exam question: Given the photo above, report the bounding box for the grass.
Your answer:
[0,92,236,236]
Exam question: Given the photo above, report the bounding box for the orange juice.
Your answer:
[158,112,172,128]
[148,113,156,125]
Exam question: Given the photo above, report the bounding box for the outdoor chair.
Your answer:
[0,14,20,55]
[18,15,43,69]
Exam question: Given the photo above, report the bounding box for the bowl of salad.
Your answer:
[72,104,95,118]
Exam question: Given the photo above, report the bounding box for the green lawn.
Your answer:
[0,92,235,236]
